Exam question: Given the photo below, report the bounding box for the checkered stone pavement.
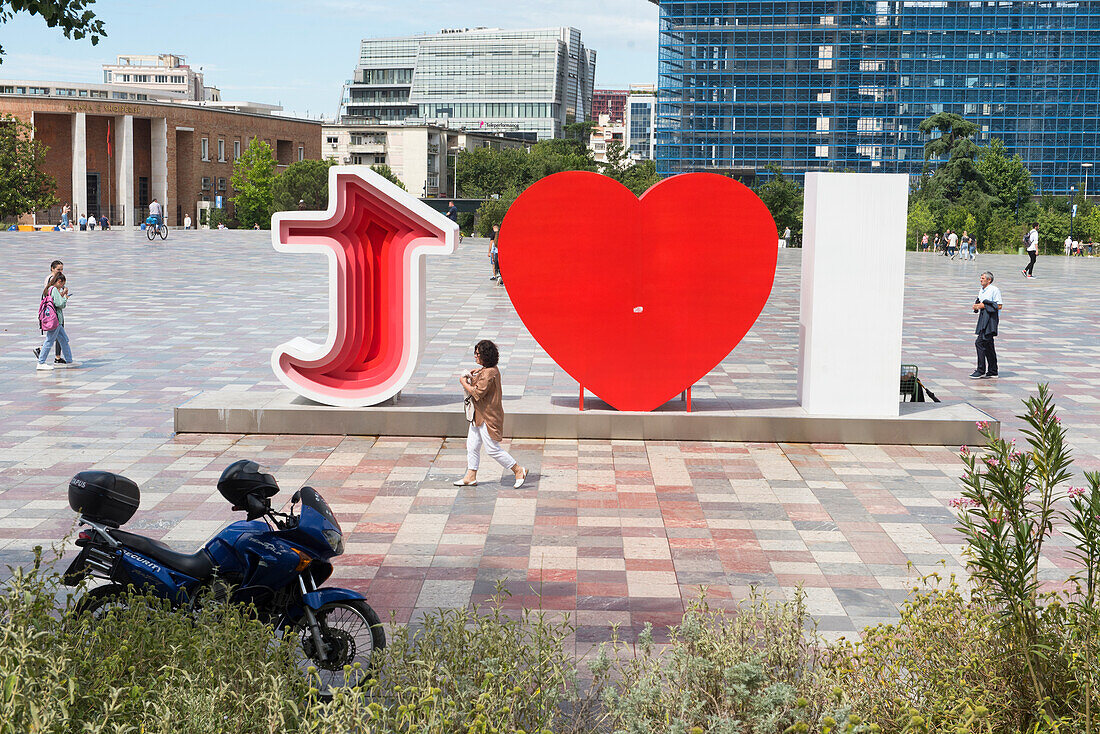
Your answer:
[0,229,1094,647]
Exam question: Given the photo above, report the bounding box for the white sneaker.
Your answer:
[513,467,528,488]
[36,362,53,371]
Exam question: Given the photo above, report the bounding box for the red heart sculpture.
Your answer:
[498,171,777,412]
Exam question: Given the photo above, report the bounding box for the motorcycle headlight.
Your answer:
[322,529,344,555]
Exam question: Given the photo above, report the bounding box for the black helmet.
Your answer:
[217,460,279,506]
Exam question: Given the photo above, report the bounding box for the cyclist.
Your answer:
[148,198,163,229]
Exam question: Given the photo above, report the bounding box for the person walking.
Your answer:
[447,201,463,243]
[489,224,501,283]
[1024,222,1039,278]
[969,234,977,260]
[970,271,1002,379]
[78,213,87,231]
[36,272,74,371]
[454,340,527,487]
[960,231,970,261]
[183,214,192,230]
[921,233,929,252]
[947,229,959,259]
[61,204,70,230]
[33,260,66,364]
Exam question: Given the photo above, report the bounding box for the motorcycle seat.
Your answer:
[108,529,215,580]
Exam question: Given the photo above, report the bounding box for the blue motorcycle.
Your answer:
[63,459,385,692]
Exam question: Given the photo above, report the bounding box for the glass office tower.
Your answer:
[654,1,1100,193]
[342,28,597,140]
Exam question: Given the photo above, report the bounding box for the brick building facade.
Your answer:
[2,94,320,227]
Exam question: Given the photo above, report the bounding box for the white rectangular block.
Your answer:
[798,173,908,417]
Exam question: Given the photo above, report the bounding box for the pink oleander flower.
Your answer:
[985,457,1000,467]
[1068,486,1087,498]
[976,421,989,430]
[949,497,980,509]
[1055,416,1062,424]
[1010,451,1022,461]
[960,445,969,454]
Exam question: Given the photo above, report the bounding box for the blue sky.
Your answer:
[0,0,658,119]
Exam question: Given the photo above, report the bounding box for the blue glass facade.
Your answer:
[654,1,1100,193]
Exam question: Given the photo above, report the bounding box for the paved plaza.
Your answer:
[0,230,1097,647]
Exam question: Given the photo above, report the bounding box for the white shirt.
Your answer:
[149,201,162,216]
[978,284,1003,306]
[948,232,959,246]
[1028,229,1039,251]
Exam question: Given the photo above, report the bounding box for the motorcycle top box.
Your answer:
[68,470,139,528]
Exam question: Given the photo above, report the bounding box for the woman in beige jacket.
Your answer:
[454,340,528,488]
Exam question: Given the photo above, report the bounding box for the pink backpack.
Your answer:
[38,292,59,331]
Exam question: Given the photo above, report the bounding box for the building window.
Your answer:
[201,138,209,161]
[156,75,168,83]
[201,177,212,190]
[218,139,225,162]
[217,177,227,192]
[326,136,339,145]
[298,146,304,162]
[233,140,241,159]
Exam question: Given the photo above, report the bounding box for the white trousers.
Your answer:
[466,422,516,471]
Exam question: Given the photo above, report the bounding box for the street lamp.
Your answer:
[1070,185,1078,248]
[448,146,459,199]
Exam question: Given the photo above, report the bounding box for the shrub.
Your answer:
[0,549,303,734]
[828,573,1021,732]
[306,585,590,733]
[599,590,833,734]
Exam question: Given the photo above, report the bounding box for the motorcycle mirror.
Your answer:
[245,493,270,521]
[291,490,301,504]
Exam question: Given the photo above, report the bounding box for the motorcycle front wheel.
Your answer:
[291,600,386,693]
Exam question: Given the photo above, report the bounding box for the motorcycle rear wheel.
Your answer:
[292,600,386,693]
[74,583,130,618]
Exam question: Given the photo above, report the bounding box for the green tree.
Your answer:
[907,199,936,249]
[0,1,106,61]
[978,138,1035,212]
[272,158,334,213]
[1076,206,1100,243]
[753,165,803,239]
[230,137,276,229]
[1037,207,1069,254]
[600,140,630,181]
[474,189,518,237]
[0,115,57,220]
[917,112,993,203]
[562,120,595,146]
[984,209,1020,252]
[370,163,406,191]
[619,160,658,196]
[525,138,596,182]
[455,146,528,198]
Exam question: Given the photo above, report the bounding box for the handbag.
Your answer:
[463,395,475,422]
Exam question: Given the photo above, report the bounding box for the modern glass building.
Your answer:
[627,84,658,161]
[653,1,1100,193]
[341,28,597,140]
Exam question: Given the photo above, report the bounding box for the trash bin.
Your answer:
[1018,246,1026,255]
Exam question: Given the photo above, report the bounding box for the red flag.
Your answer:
[107,119,112,157]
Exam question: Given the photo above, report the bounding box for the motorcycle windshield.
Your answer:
[299,486,341,536]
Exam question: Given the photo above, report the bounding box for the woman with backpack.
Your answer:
[36,272,73,371]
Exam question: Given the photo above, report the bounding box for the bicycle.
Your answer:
[145,216,168,241]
